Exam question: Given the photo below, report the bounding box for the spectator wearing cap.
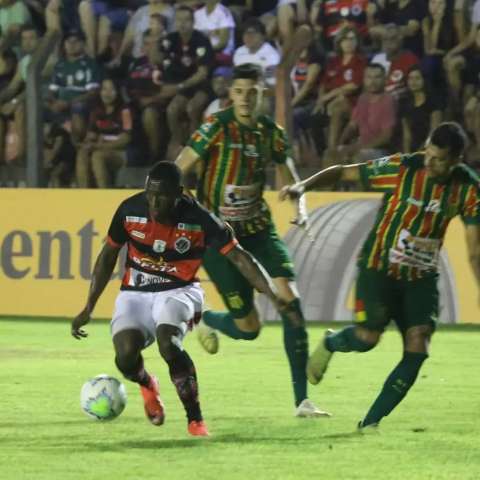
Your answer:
[0,0,32,52]
[370,23,420,100]
[160,6,214,159]
[313,25,367,152]
[0,26,40,164]
[327,62,396,166]
[233,18,280,87]
[76,77,132,187]
[113,0,173,63]
[194,0,236,67]
[400,65,443,153]
[203,69,232,118]
[46,29,102,143]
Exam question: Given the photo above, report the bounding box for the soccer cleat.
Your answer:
[140,375,165,426]
[306,329,334,385]
[295,399,332,418]
[196,320,219,354]
[357,420,380,434]
[188,420,210,437]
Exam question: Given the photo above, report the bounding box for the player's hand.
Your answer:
[279,183,305,201]
[71,307,90,340]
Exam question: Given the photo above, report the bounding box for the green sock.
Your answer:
[203,310,259,340]
[362,352,428,426]
[326,326,375,352]
[281,298,308,407]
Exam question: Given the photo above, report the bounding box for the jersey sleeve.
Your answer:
[187,116,222,160]
[461,183,480,225]
[106,204,128,248]
[271,125,291,165]
[359,153,403,192]
[200,207,238,255]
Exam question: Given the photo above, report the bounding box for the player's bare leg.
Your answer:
[113,329,165,426]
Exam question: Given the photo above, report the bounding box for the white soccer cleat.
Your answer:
[306,329,334,385]
[357,420,380,434]
[295,399,331,418]
[196,320,219,354]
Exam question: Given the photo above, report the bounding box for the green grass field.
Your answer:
[1,319,480,480]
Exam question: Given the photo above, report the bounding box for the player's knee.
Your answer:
[404,325,433,353]
[156,324,182,361]
[354,326,381,350]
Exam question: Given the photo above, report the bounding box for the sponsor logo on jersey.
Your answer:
[175,237,191,254]
[177,223,202,232]
[126,216,148,224]
[129,268,172,287]
[131,230,146,239]
[153,239,167,252]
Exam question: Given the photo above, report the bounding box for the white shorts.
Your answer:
[110,283,204,348]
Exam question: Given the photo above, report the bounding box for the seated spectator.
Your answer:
[76,77,132,187]
[313,25,367,151]
[233,18,280,87]
[327,63,396,166]
[46,29,102,143]
[0,0,32,51]
[309,0,376,50]
[372,0,427,57]
[0,26,40,165]
[125,29,174,160]
[160,6,214,159]
[203,69,232,118]
[194,0,236,67]
[43,121,76,186]
[371,23,420,100]
[400,66,443,153]
[114,0,173,62]
[77,0,131,58]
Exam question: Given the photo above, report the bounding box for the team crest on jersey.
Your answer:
[153,239,166,253]
[175,236,191,254]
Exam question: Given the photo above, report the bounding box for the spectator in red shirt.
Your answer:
[76,78,132,188]
[313,25,367,150]
[371,23,420,100]
[327,62,396,166]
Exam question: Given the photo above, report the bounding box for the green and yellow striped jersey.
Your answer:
[187,107,290,237]
[358,152,480,280]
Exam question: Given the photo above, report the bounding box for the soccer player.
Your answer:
[280,122,480,430]
[71,161,295,436]
[175,63,329,418]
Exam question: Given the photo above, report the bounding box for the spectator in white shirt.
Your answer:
[194,0,235,66]
[233,18,280,86]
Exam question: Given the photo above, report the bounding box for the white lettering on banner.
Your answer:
[389,229,441,270]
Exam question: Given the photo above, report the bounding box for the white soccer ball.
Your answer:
[80,374,127,421]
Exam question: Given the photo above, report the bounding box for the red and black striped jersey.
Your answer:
[107,193,238,291]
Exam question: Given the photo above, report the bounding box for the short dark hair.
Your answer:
[429,122,468,159]
[242,18,266,36]
[175,5,194,19]
[232,63,263,82]
[20,24,39,36]
[147,161,183,186]
[367,62,386,75]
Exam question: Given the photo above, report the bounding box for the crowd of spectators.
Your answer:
[0,0,479,188]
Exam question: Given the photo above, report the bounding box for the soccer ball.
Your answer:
[80,374,127,421]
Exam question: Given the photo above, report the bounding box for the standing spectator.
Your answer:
[313,25,367,151]
[233,18,280,87]
[371,24,420,100]
[194,0,236,68]
[46,29,102,143]
[76,78,132,187]
[400,66,443,152]
[0,0,32,51]
[330,63,396,165]
[161,6,214,159]
[372,0,427,57]
[0,26,40,165]
[113,0,173,62]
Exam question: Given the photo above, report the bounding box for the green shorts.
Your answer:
[355,267,439,333]
[203,224,295,318]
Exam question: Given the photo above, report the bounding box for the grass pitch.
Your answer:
[1,318,479,480]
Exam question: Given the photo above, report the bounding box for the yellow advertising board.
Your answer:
[0,189,478,322]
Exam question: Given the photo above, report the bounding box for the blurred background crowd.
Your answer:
[0,0,479,188]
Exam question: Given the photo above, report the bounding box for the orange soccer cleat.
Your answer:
[188,420,210,437]
[140,375,165,426]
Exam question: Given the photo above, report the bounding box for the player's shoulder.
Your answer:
[258,114,285,134]
[401,151,424,168]
[451,162,480,187]
[176,195,222,227]
[116,191,148,216]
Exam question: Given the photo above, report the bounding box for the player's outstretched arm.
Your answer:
[175,146,201,175]
[71,242,121,340]
[465,224,480,305]
[279,163,364,200]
